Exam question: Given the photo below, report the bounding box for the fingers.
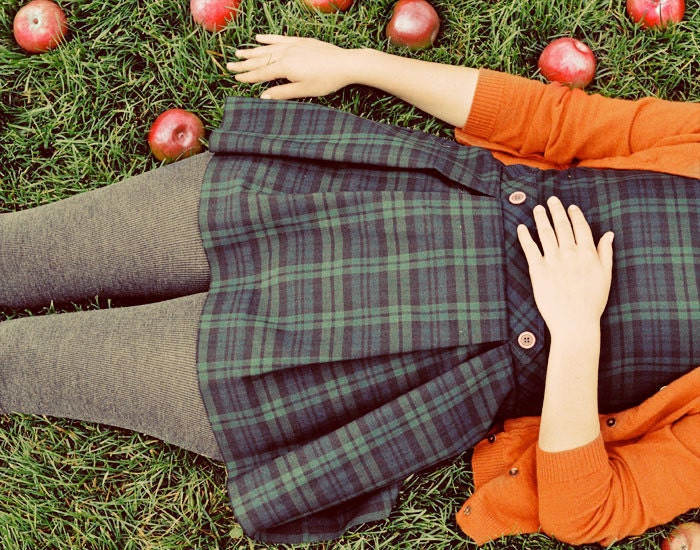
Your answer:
[228,43,287,82]
[235,35,297,56]
[545,196,575,249]
[229,44,277,68]
[597,231,615,274]
[567,203,595,249]
[533,204,559,256]
[517,224,543,266]
[230,61,282,84]
[227,55,272,74]
[230,35,304,63]
[524,197,612,259]
[255,34,299,45]
[258,82,307,100]
[227,36,303,81]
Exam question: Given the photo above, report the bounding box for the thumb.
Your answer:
[597,231,615,274]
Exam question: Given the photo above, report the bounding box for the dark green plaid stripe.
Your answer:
[198,98,700,542]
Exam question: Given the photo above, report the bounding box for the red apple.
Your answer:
[661,522,700,550]
[13,0,68,54]
[148,109,205,163]
[626,0,684,29]
[537,37,596,89]
[300,0,354,13]
[190,0,241,32]
[386,0,440,51]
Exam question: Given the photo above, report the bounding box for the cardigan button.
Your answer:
[509,191,527,205]
[509,467,519,476]
[606,417,617,427]
[487,434,496,444]
[462,505,472,516]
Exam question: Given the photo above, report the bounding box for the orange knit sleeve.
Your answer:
[535,418,700,546]
[457,69,700,167]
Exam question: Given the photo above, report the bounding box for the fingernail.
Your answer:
[260,93,271,100]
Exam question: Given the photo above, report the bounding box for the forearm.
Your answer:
[348,48,479,128]
[538,325,601,452]
[231,36,479,127]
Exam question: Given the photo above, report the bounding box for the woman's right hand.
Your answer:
[228,33,479,127]
[227,35,357,100]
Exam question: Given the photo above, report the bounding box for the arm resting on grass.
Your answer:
[228,35,478,128]
[229,35,700,166]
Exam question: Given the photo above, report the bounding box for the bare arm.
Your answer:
[227,34,478,128]
[517,197,614,452]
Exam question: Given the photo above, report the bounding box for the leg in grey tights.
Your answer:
[0,293,222,460]
[0,153,222,460]
[0,153,212,308]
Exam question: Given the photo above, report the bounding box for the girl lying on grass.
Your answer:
[1,34,698,546]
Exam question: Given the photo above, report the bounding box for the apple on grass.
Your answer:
[661,522,700,550]
[13,0,68,54]
[148,109,205,163]
[300,0,354,13]
[386,0,440,51]
[626,0,684,29]
[537,37,596,89]
[190,0,241,32]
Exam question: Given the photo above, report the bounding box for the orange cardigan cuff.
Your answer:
[461,68,506,140]
[536,434,608,483]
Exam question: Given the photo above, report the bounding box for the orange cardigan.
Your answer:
[456,367,700,546]
[456,69,700,178]
[454,71,700,545]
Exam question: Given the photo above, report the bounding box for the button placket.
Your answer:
[505,180,544,369]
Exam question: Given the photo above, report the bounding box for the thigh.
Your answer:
[0,153,212,309]
[0,292,222,460]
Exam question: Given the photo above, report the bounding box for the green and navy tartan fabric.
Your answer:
[198,97,700,542]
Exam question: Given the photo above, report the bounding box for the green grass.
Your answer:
[1,0,699,548]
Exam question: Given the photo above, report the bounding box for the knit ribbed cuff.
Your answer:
[461,68,507,140]
[536,434,608,483]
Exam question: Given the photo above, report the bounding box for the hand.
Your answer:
[227,35,356,100]
[517,196,614,335]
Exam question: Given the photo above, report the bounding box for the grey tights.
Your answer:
[0,153,223,460]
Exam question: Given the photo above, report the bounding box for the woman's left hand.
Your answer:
[517,196,614,336]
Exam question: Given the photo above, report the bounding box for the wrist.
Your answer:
[547,319,601,344]
[547,325,601,375]
[346,48,388,88]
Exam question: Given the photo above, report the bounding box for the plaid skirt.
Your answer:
[197,98,700,542]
